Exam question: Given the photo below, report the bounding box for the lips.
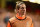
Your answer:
[21,12,25,14]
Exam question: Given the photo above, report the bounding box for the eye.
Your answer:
[21,7,24,9]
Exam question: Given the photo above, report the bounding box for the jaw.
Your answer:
[20,13,26,17]
[21,12,26,15]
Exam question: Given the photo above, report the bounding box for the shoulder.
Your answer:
[26,16,32,21]
[9,16,15,23]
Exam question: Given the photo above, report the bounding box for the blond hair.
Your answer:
[16,1,25,10]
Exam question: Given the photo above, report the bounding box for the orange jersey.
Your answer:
[7,16,33,27]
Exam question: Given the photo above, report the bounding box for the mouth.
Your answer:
[23,12,24,13]
[21,11,25,14]
[22,11,25,13]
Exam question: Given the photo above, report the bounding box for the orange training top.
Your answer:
[7,14,33,27]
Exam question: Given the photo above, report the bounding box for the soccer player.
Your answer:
[7,1,33,27]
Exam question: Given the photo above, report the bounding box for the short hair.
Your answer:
[16,1,25,10]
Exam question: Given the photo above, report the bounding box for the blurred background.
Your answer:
[0,0,40,27]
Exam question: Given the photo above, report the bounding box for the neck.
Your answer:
[16,13,26,19]
[18,13,24,17]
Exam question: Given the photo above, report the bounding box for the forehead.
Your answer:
[20,4,26,7]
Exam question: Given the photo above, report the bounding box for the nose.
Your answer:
[22,9,25,12]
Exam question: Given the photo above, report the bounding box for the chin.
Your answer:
[22,14,25,15]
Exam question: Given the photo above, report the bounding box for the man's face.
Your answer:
[18,4,26,15]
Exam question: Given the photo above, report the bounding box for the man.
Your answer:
[7,1,33,27]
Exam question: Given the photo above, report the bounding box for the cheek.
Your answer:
[25,9,26,12]
[19,9,22,12]
[25,10,26,12]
